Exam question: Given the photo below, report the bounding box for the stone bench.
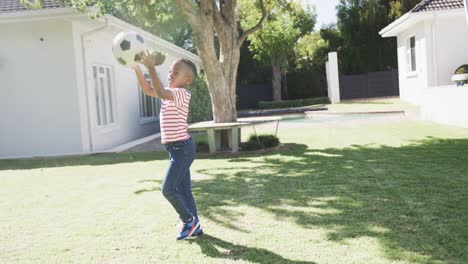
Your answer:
[188,116,289,153]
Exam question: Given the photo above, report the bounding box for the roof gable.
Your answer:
[411,0,464,13]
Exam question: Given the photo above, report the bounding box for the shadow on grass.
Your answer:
[0,151,169,170]
[190,234,316,264]
[190,138,468,263]
[6,137,467,263]
[134,179,162,194]
[0,144,276,170]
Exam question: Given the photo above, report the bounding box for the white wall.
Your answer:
[0,20,82,158]
[76,22,186,152]
[421,86,468,128]
[432,14,468,86]
[420,14,468,128]
[75,23,157,152]
[396,22,427,104]
[396,12,468,128]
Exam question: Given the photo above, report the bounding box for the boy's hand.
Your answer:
[138,50,156,69]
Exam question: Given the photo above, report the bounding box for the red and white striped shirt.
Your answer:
[160,88,191,144]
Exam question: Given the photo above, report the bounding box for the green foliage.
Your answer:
[291,29,337,99]
[291,0,421,77]
[455,65,468,74]
[240,140,264,151]
[113,1,195,53]
[241,134,280,151]
[295,32,327,69]
[389,0,421,19]
[20,0,43,10]
[258,97,329,109]
[188,75,213,124]
[336,0,398,74]
[58,0,195,52]
[237,40,272,85]
[239,0,316,65]
[286,70,327,99]
[255,134,280,148]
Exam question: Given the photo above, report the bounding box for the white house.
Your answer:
[380,0,468,128]
[0,1,202,159]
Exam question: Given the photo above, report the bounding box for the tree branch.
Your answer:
[175,0,200,26]
[220,0,236,25]
[212,0,224,27]
[237,0,267,47]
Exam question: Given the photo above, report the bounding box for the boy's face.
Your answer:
[168,61,193,88]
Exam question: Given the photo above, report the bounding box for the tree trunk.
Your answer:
[175,0,267,123]
[190,18,240,123]
[271,56,282,101]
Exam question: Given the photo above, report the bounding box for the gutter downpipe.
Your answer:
[80,18,109,153]
[464,0,468,25]
[431,14,438,88]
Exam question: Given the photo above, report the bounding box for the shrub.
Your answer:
[258,97,329,109]
[241,134,280,151]
[240,140,264,151]
[255,134,280,148]
[188,74,213,124]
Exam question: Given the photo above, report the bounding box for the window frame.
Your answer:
[138,72,161,124]
[406,36,417,76]
[91,64,118,132]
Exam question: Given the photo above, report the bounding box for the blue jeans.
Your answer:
[161,137,198,221]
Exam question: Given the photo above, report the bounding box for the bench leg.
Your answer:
[207,129,216,153]
[230,128,239,153]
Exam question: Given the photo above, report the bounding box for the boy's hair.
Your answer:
[180,59,197,79]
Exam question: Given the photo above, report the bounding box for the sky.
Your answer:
[300,0,340,30]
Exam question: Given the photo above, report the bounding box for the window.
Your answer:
[92,65,116,127]
[139,73,161,122]
[407,36,417,73]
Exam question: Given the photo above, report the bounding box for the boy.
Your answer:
[133,50,202,240]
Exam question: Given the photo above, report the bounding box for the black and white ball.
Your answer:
[112,31,145,67]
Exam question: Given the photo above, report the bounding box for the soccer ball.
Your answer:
[112,31,145,67]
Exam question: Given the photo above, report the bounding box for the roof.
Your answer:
[380,0,466,37]
[411,0,465,13]
[0,0,69,14]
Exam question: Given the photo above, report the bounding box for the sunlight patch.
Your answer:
[306,151,343,157]
[367,225,390,234]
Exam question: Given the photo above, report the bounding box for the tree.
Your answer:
[52,0,267,123]
[389,0,421,19]
[295,31,328,71]
[240,1,316,101]
[113,3,196,53]
[336,0,397,74]
[290,27,341,99]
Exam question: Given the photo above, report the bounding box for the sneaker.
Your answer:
[176,216,200,240]
[191,225,204,237]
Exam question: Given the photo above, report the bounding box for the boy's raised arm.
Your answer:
[139,50,174,101]
[133,65,157,98]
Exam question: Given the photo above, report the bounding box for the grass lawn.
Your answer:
[1,118,468,263]
[323,98,416,113]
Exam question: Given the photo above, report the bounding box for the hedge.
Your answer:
[258,97,330,109]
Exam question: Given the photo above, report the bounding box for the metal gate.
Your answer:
[339,70,399,100]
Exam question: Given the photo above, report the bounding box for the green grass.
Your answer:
[324,98,415,113]
[1,119,468,263]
